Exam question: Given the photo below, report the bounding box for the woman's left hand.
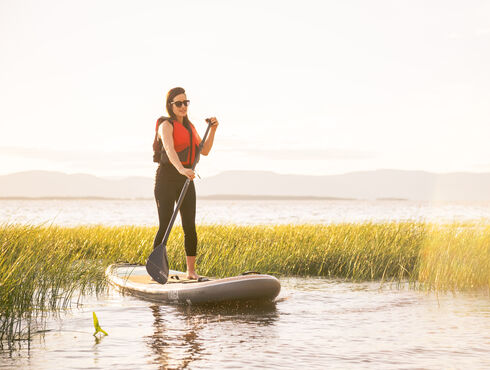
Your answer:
[207,117,219,129]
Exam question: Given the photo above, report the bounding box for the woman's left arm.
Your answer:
[200,117,219,156]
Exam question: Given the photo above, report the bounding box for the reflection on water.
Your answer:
[146,303,278,369]
[147,304,205,369]
[1,278,489,369]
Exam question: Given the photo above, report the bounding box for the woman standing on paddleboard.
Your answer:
[153,87,219,280]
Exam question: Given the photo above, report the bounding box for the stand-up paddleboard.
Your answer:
[106,264,281,305]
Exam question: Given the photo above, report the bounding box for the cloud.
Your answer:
[242,149,376,161]
[472,163,490,171]
[475,28,490,37]
[448,32,463,40]
[448,29,490,40]
[0,146,149,163]
[0,146,377,163]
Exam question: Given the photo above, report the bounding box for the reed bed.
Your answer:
[1,222,489,345]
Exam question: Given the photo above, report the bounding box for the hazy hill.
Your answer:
[0,171,151,199]
[1,170,490,201]
[198,170,490,201]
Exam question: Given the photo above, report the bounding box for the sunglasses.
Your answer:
[171,100,190,108]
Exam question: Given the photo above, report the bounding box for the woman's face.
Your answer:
[171,93,188,118]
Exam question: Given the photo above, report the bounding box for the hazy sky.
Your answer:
[1,0,489,178]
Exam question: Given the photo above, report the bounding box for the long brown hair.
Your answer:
[165,87,192,128]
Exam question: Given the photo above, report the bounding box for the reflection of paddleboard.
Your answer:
[106,264,281,305]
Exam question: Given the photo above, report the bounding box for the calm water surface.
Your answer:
[1,199,490,226]
[2,200,490,368]
[2,278,489,369]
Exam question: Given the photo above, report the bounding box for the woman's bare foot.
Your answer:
[186,272,199,280]
[186,256,198,280]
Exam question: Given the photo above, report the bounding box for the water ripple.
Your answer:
[1,278,489,369]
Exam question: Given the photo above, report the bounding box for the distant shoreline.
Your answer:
[2,169,489,202]
[199,195,359,201]
[0,195,367,201]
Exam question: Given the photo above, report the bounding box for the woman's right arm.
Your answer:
[160,121,195,180]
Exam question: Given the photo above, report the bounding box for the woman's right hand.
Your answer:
[179,168,195,180]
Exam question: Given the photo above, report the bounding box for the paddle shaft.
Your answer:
[160,121,213,249]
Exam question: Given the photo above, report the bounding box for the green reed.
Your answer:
[1,222,489,345]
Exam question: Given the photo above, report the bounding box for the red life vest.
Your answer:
[153,117,201,167]
[171,119,201,166]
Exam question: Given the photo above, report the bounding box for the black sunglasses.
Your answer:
[171,100,190,108]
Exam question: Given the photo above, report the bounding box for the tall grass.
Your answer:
[416,223,490,291]
[1,222,489,346]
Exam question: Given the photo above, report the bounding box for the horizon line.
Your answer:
[0,195,408,201]
[1,168,490,179]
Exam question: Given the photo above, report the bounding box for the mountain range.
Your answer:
[1,170,490,201]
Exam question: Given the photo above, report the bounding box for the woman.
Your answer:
[153,87,219,280]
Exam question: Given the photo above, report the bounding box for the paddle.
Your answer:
[146,119,213,284]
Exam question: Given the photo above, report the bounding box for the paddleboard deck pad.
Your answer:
[106,264,281,305]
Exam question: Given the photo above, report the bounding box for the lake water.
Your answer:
[1,279,489,369]
[1,199,490,226]
[2,199,490,368]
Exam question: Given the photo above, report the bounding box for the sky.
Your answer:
[1,0,489,178]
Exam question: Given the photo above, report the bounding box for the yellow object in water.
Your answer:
[92,312,108,336]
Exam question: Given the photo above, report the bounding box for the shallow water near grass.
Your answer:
[1,278,489,369]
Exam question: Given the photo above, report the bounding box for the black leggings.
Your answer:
[153,165,197,256]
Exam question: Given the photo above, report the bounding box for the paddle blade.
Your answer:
[146,243,169,284]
